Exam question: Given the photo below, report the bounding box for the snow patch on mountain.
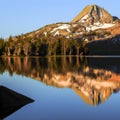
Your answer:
[44,32,47,36]
[51,24,71,33]
[79,15,89,23]
[54,31,60,36]
[86,23,115,31]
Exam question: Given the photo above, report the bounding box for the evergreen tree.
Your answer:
[0,38,5,56]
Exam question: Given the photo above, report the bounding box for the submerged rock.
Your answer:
[0,86,34,119]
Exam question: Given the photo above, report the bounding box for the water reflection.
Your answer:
[0,57,120,106]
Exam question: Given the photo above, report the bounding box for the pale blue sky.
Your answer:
[0,0,120,38]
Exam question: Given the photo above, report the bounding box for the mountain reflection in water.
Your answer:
[1,56,120,106]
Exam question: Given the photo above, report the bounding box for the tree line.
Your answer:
[0,34,88,57]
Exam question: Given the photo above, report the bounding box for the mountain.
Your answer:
[1,4,120,56]
[72,4,115,24]
[22,4,119,39]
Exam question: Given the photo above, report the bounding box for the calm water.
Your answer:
[0,57,120,120]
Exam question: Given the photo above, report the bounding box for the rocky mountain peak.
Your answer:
[71,4,116,25]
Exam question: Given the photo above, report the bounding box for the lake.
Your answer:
[0,56,120,120]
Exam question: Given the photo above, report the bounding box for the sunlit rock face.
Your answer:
[72,4,116,25]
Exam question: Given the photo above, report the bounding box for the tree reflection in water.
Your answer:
[1,56,120,106]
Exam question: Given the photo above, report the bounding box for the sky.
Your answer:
[0,0,120,38]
